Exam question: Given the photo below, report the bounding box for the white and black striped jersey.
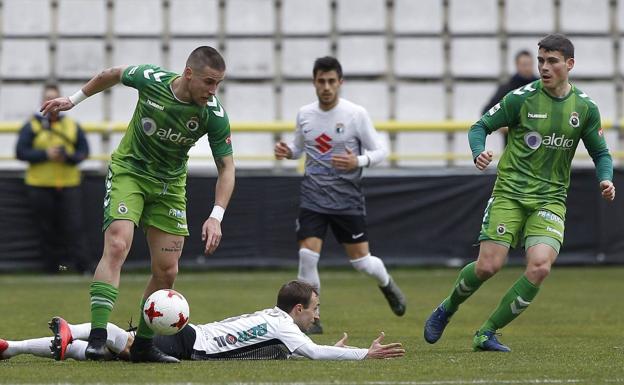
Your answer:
[287,98,387,215]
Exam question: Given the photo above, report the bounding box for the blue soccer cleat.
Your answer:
[472,330,511,352]
[423,304,453,344]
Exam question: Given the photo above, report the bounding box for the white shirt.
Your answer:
[190,307,368,360]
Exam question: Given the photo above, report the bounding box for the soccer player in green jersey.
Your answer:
[40,46,235,362]
[423,34,615,352]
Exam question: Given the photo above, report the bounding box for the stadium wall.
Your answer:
[1,170,623,272]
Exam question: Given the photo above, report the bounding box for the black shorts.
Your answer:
[153,325,196,360]
[296,208,368,244]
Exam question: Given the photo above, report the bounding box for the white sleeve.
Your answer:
[355,108,388,168]
[294,341,368,360]
[287,111,305,159]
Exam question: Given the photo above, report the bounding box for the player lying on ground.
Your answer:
[0,281,404,362]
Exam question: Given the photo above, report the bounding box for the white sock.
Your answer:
[106,323,129,354]
[297,248,321,293]
[65,340,87,360]
[350,254,390,287]
[69,323,91,340]
[4,338,53,359]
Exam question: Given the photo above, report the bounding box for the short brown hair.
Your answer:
[276,280,318,313]
[538,34,574,59]
[186,46,226,72]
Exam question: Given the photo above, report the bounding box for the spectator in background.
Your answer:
[482,50,538,145]
[15,84,90,274]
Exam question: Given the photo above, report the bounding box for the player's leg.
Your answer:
[0,336,53,360]
[87,165,144,360]
[330,214,406,316]
[474,206,563,352]
[86,220,134,359]
[49,317,131,361]
[129,226,182,363]
[296,209,328,334]
[425,196,520,344]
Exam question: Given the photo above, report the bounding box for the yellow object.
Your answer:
[25,117,81,188]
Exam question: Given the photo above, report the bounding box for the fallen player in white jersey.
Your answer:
[0,280,404,362]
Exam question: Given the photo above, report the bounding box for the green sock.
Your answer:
[480,275,540,333]
[442,261,484,313]
[136,298,155,339]
[90,281,119,329]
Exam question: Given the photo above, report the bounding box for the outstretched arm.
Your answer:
[293,331,404,360]
[40,65,128,115]
[202,155,235,255]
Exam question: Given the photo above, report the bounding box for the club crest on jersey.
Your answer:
[336,123,345,134]
[186,117,199,132]
[524,132,542,150]
[118,202,128,215]
[496,223,506,235]
[141,117,157,136]
[569,112,580,128]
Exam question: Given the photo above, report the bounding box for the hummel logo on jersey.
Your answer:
[315,133,332,153]
[147,99,164,111]
[352,232,364,239]
[528,112,547,119]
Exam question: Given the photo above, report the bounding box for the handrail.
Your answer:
[0,120,621,164]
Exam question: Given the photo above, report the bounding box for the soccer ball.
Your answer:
[142,289,190,335]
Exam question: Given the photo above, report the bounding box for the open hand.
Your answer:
[40,97,74,116]
[365,332,405,359]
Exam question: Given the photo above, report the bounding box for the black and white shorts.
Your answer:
[296,208,368,244]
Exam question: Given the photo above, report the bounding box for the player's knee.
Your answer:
[526,262,551,283]
[153,263,178,286]
[475,261,501,280]
[104,237,131,265]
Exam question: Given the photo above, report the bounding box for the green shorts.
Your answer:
[478,195,565,251]
[103,163,189,236]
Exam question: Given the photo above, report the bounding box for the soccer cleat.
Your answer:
[423,304,453,344]
[49,316,73,361]
[0,338,8,360]
[379,276,406,316]
[472,330,511,352]
[306,319,323,335]
[130,336,179,363]
[85,339,110,361]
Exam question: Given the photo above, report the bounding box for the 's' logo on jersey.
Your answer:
[569,112,580,128]
[186,117,199,131]
[315,133,332,153]
[141,117,157,136]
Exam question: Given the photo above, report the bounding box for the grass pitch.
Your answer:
[0,267,622,384]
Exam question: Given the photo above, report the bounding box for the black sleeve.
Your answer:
[15,121,48,163]
[481,85,511,116]
[65,125,90,165]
